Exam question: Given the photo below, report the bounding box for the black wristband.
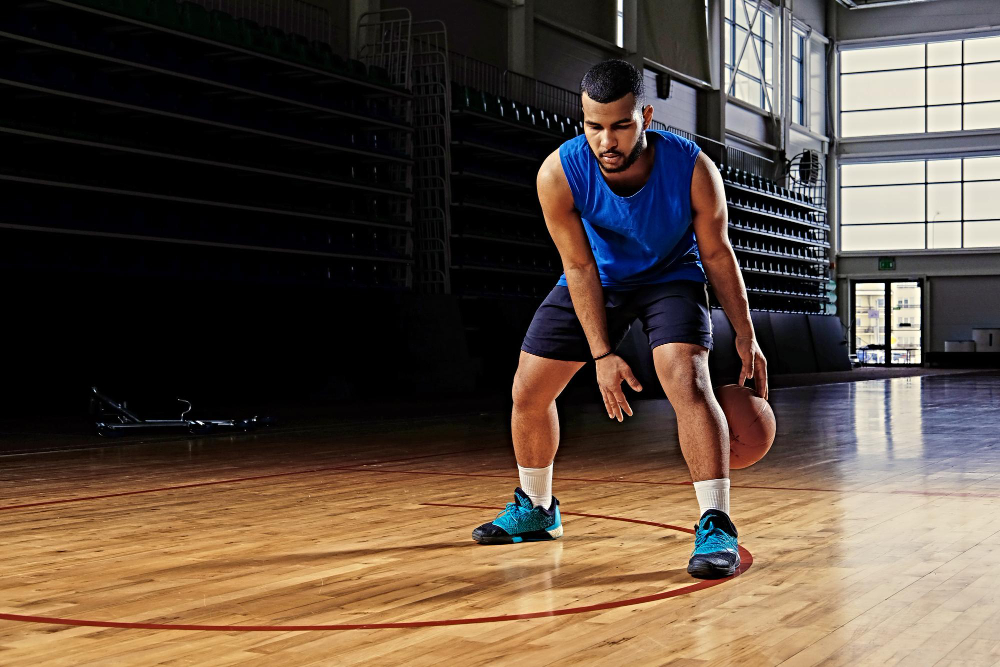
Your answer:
[593,350,613,361]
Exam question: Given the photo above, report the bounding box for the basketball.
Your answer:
[716,384,776,469]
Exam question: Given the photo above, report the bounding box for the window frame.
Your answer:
[838,155,1000,253]
[724,0,779,113]
[837,34,1000,138]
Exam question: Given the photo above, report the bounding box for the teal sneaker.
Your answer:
[472,487,562,544]
[687,509,740,579]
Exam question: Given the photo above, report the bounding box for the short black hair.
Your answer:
[580,59,645,110]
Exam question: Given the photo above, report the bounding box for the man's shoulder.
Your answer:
[558,133,589,159]
[648,129,698,155]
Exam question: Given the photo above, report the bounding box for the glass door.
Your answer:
[854,282,886,365]
[890,281,921,365]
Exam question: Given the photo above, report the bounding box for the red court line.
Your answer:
[0,505,752,631]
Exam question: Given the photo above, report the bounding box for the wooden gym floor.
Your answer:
[1,371,999,666]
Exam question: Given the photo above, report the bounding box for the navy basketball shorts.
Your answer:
[520,280,714,362]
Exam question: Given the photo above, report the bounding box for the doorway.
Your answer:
[852,280,923,366]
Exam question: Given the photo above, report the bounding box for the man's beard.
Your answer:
[595,134,645,174]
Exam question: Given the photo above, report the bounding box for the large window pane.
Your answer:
[841,70,925,112]
[927,66,962,104]
[842,184,924,223]
[927,183,961,221]
[928,221,962,248]
[735,1,748,28]
[928,41,961,66]
[964,220,1000,247]
[725,22,732,65]
[964,157,1000,181]
[964,181,1000,220]
[732,73,762,106]
[927,105,961,132]
[841,44,924,74]
[928,159,961,182]
[965,101,1000,130]
[841,108,924,137]
[841,161,924,186]
[840,157,1000,251]
[963,63,1000,103]
[841,223,925,251]
[964,35,1000,64]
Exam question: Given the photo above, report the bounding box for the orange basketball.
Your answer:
[716,384,775,469]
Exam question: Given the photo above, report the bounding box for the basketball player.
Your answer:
[471,59,768,580]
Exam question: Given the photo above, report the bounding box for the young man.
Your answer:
[471,59,768,580]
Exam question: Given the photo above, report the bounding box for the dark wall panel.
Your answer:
[808,314,851,372]
[535,0,616,44]
[645,69,698,133]
[534,23,616,93]
[770,312,818,374]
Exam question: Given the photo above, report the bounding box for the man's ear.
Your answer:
[641,104,654,129]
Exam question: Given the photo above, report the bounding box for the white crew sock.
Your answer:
[693,478,730,517]
[518,463,553,510]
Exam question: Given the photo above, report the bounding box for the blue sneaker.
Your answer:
[472,487,562,544]
[687,509,740,579]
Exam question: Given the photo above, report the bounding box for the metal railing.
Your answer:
[185,0,339,48]
[450,52,582,121]
[411,21,452,294]
[356,7,412,90]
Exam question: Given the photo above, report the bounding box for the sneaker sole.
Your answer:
[686,555,740,579]
[472,524,563,545]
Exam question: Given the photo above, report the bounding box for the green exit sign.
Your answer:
[878,257,896,271]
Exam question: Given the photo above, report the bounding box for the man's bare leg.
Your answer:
[511,350,586,468]
[652,342,739,579]
[471,351,584,544]
[651,343,729,482]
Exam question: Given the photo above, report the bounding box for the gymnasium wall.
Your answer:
[789,0,826,36]
[533,22,618,93]
[835,0,1000,42]
[535,0,617,45]
[380,0,509,69]
[643,69,699,133]
[929,276,1000,351]
[837,252,1000,352]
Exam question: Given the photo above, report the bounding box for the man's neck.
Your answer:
[600,132,655,197]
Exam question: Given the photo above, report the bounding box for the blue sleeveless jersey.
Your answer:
[555,129,706,288]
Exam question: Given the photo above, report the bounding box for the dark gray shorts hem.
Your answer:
[649,334,714,352]
[519,344,590,363]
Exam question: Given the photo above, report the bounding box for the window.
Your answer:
[840,156,1000,250]
[791,28,806,125]
[840,35,1000,137]
[725,0,778,113]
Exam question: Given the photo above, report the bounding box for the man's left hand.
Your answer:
[735,335,768,400]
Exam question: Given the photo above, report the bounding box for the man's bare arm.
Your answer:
[536,151,642,419]
[536,151,610,358]
[690,152,768,399]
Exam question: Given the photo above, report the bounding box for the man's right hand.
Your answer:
[595,354,643,421]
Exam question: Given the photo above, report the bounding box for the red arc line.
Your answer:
[0,503,752,631]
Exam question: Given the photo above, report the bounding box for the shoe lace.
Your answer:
[495,501,524,521]
[695,520,734,552]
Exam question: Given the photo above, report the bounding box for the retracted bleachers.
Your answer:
[446,56,583,383]
[0,0,414,291]
[662,125,834,318]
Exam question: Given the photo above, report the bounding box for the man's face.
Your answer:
[581,92,646,174]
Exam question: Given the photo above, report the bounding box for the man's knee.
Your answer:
[654,345,713,402]
[511,375,553,411]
